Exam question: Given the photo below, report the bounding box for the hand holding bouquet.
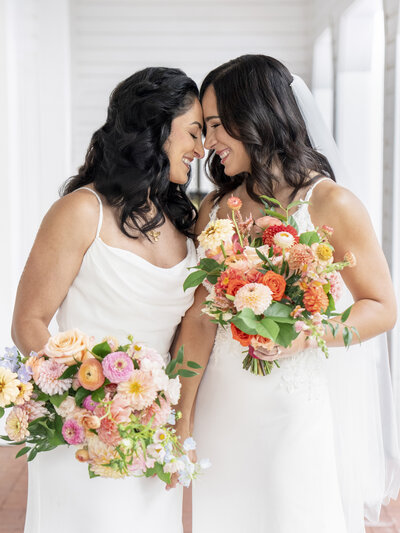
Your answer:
[0,330,210,486]
[184,195,358,376]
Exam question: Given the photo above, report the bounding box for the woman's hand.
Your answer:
[253,332,317,361]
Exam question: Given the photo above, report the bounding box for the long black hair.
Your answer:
[200,55,335,203]
[62,67,199,238]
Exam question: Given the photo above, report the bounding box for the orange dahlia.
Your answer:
[262,224,299,247]
[303,285,329,313]
[287,244,314,271]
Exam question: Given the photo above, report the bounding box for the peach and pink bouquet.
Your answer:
[184,195,358,376]
[0,330,209,486]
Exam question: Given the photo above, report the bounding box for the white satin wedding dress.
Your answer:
[192,178,400,533]
[24,188,197,533]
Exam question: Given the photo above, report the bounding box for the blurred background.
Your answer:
[0,0,399,530]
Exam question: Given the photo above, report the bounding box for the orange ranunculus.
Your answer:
[78,359,105,391]
[261,271,286,301]
[230,323,253,347]
[303,285,329,313]
[226,278,247,296]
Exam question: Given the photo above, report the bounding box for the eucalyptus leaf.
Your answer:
[0,407,4,419]
[187,361,202,369]
[341,305,353,323]
[177,369,198,378]
[15,446,31,459]
[259,195,282,207]
[176,346,184,365]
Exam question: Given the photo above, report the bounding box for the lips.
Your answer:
[217,149,230,165]
[182,157,192,171]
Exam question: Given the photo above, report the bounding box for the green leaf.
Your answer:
[0,407,4,419]
[154,462,171,484]
[176,345,184,365]
[49,391,68,408]
[231,308,258,335]
[287,200,309,211]
[27,448,38,462]
[15,446,31,459]
[256,318,280,342]
[256,248,268,262]
[259,195,282,207]
[187,361,202,369]
[341,305,353,323]
[59,364,80,379]
[35,392,50,402]
[92,341,112,359]
[299,231,320,246]
[327,293,336,313]
[177,369,198,378]
[343,327,353,347]
[288,216,299,232]
[198,258,223,272]
[276,323,298,347]
[183,270,207,291]
[74,387,92,407]
[0,435,12,441]
[262,208,286,222]
[88,465,99,478]
[326,322,336,337]
[91,386,105,402]
[165,358,178,376]
[263,301,292,318]
[206,274,219,284]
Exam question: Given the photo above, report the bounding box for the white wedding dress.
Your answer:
[192,178,400,533]
[24,188,197,533]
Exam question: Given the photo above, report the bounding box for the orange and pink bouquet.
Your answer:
[0,331,209,486]
[184,195,358,376]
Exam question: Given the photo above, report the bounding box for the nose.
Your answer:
[204,128,216,151]
[194,137,205,159]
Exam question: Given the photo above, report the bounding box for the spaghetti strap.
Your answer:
[79,187,103,238]
[304,177,331,202]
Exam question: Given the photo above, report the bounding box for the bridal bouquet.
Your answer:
[184,195,358,376]
[0,330,209,485]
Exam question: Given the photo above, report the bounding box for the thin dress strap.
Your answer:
[304,177,331,202]
[79,187,103,238]
[209,202,220,222]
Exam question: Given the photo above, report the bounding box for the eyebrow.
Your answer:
[205,115,220,122]
[190,121,203,129]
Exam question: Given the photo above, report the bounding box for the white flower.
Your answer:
[199,458,212,470]
[164,459,185,474]
[147,443,166,463]
[274,231,295,249]
[234,283,273,315]
[165,377,181,405]
[198,219,235,251]
[183,437,197,451]
[54,396,77,418]
[243,245,269,265]
[148,367,169,391]
[153,428,168,444]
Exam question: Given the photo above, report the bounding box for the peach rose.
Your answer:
[44,329,90,366]
[255,216,282,230]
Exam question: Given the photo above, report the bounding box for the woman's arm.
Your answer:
[11,189,100,355]
[271,181,397,358]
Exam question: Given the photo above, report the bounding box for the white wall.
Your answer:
[69,0,313,174]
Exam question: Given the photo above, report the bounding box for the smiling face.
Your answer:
[202,85,251,176]
[164,98,205,185]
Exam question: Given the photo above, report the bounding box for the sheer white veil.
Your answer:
[291,74,400,529]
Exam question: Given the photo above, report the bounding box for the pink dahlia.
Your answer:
[117,370,158,410]
[109,393,132,424]
[102,351,134,383]
[62,418,85,445]
[35,359,72,395]
[20,400,49,422]
[141,397,171,428]
[97,414,121,446]
[234,283,273,315]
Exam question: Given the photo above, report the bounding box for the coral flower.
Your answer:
[35,360,72,396]
[62,418,85,445]
[78,359,105,391]
[226,278,247,297]
[230,323,253,347]
[262,224,299,247]
[261,271,286,301]
[97,415,121,446]
[303,285,329,314]
[102,351,134,383]
[5,407,30,441]
[344,251,357,268]
[26,353,45,382]
[255,216,282,229]
[141,397,172,428]
[117,370,158,410]
[0,367,20,407]
[287,244,314,271]
[234,283,273,315]
[227,196,242,211]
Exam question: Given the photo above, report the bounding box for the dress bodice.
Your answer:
[57,188,196,361]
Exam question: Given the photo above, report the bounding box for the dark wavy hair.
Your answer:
[200,55,335,203]
[62,67,199,238]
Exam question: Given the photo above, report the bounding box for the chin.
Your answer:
[169,174,189,185]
